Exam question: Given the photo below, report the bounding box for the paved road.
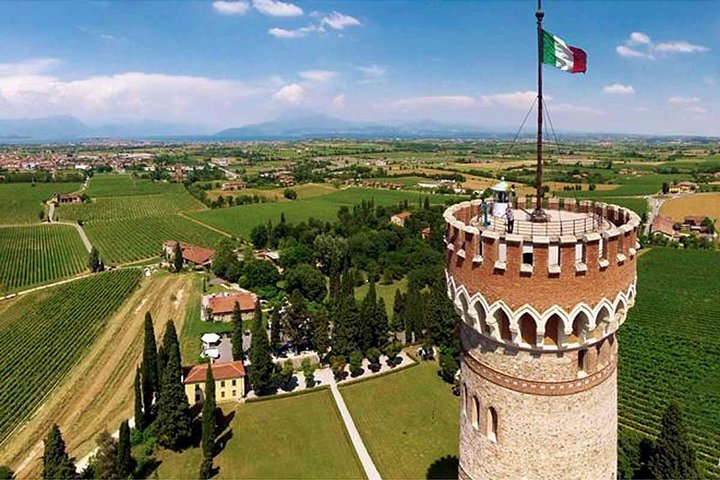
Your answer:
[328,380,382,480]
[46,201,92,253]
[644,196,665,236]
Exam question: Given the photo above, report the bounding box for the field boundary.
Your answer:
[178,212,232,238]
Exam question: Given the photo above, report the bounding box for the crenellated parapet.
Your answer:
[444,199,640,352]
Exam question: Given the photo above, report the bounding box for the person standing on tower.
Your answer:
[506,208,515,233]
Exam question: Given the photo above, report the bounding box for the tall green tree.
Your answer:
[310,308,330,360]
[648,401,700,480]
[155,347,192,451]
[282,290,311,352]
[374,297,389,348]
[249,302,275,396]
[0,465,14,480]
[42,425,76,480]
[269,305,281,354]
[331,271,359,358]
[92,431,120,480]
[141,313,159,427]
[390,289,405,339]
[172,241,184,272]
[117,421,134,479]
[201,365,217,460]
[158,320,180,380]
[88,246,102,273]
[403,281,424,343]
[358,282,377,352]
[231,301,244,361]
[133,368,143,432]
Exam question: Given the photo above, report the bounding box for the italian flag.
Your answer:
[542,30,587,74]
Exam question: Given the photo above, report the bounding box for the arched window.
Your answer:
[487,407,498,442]
[592,306,611,338]
[494,309,512,342]
[472,396,480,430]
[578,349,588,374]
[459,295,471,325]
[475,303,490,335]
[519,313,537,346]
[462,384,468,416]
[543,314,562,346]
[569,311,589,344]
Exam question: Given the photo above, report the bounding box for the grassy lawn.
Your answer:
[155,389,364,479]
[0,182,79,224]
[340,361,460,479]
[190,187,464,238]
[355,277,408,317]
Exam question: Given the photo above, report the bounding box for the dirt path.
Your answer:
[178,212,232,238]
[2,274,197,479]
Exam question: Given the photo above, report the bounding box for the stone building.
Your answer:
[444,197,639,480]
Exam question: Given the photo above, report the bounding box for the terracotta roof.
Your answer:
[208,291,256,314]
[651,216,677,237]
[393,211,413,220]
[183,360,246,384]
[684,215,706,225]
[164,241,215,265]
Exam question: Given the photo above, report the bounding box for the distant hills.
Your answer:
[0,113,716,143]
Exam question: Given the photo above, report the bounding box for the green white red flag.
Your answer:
[542,30,587,74]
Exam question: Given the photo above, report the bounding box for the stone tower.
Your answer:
[444,198,639,480]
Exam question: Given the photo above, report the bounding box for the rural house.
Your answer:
[163,241,215,269]
[183,360,246,404]
[222,181,247,191]
[650,216,680,241]
[54,193,82,204]
[390,211,412,227]
[201,290,257,322]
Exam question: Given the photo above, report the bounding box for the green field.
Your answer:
[82,215,224,265]
[0,269,141,442]
[191,188,463,238]
[87,174,187,197]
[156,389,364,479]
[340,362,460,479]
[57,192,205,222]
[0,182,79,225]
[600,197,649,217]
[355,277,408,317]
[0,225,88,293]
[618,248,720,477]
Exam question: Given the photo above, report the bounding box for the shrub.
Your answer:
[349,350,363,377]
[366,347,381,372]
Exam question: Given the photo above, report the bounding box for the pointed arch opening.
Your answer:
[543,314,563,346]
[519,313,537,346]
[591,305,611,339]
[569,311,590,344]
[472,396,480,430]
[475,302,490,335]
[494,308,512,342]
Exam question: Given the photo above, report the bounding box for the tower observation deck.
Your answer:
[444,197,640,480]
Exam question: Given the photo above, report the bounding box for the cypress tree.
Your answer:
[88,246,102,273]
[43,424,76,480]
[201,365,217,459]
[390,289,405,339]
[155,346,192,450]
[648,401,700,479]
[133,367,143,431]
[158,320,180,380]
[358,282,377,352]
[310,308,330,360]
[231,302,244,361]
[93,431,120,480]
[404,281,423,343]
[332,271,359,358]
[249,303,275,396]
[141,312,159,426]
[374,297,389,348]
[116,421,134,478]
[173,241,184,272]
[269,305,281,354]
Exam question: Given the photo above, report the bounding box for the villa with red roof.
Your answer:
[183,360,246,404]
[163,241,215,269]
[201,289,257,322]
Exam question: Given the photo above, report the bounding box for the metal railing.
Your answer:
[480,214,602,237]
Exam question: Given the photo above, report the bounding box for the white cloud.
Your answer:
[299,70,336,82]
[394,96,475,109]
[356,65,386,78]
[0,58,62,76]
[668,96,700,105]
[331,94,346,109]
[321,11,361,30]
[685,106,708,114]
[478,91,537,109]
[272,83,305,105]
[655,41,709,53]
[212,1,250,15]
[616,45,654,59]
[628,32,651,45]
[252,0,302,17]
[268,24,322,39]
[603,84,635,95]
[0,71,270,125]
[617,32,709,59]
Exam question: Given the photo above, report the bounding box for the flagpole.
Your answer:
[532,0,547,222]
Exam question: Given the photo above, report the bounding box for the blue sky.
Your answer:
[0,0,717,135]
